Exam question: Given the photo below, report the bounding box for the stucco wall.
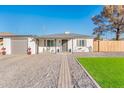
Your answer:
[1,37,93,55]
[72,38,93,52]
[28,38,37,54]
[3,38,11,55]
[68,39,73,52]
[3,37,37,55]
[38,38,93,53]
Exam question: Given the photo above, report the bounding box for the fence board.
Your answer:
[93,40,124,52]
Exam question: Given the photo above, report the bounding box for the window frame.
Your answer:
[77,39,86,47]
[47,40,55,47]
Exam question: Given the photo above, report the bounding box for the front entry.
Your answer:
[62,40,68,52]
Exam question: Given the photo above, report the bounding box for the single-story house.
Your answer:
[0,32,93,55]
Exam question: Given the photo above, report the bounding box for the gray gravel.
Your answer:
[73,52,124,57]
[0,54,61,88]
[67,55,97,88]
[0,52,122,88]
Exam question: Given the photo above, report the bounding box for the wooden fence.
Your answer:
[93,40,124,52]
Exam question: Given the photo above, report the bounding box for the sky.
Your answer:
[0,5,103,36]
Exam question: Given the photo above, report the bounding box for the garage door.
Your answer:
[11,39,27,54]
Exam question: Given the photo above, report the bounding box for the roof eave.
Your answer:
[37,36,93,39]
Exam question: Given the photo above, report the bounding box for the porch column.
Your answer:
[36,39,39,54]
[44,39,47,53]
[55,39,56,53]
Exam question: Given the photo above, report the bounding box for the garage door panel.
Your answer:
[12,39,27,54]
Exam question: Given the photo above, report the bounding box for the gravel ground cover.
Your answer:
[0,52,121,88]
[0,54,61,88]
[73,52,124,57]
[67,54,97,88]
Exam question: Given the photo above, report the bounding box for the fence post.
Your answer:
[98,40,100,52]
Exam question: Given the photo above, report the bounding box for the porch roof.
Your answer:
[37,33,93,39]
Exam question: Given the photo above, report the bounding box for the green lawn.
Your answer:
[78,57,124,88]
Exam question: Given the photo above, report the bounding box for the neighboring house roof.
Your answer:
[0,35,35,38]
[0,32,34,37]
[38,32,93,39]
[0,32,35,38]
[0,32,13,35]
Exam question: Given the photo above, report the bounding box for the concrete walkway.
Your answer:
[58,54,72,88]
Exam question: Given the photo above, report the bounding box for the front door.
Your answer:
[62,40,68,52]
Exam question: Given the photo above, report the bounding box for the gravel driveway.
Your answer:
[0,54,61,88]
[1,52,120,88]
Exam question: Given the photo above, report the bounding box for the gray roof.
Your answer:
[38,33,93,39]
[0,33,93,39]
[0,35,35,38]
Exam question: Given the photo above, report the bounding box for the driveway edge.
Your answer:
[75,58,101,88]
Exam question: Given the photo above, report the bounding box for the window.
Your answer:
[47,40,54,47]
[57,40,61,46]
[77,40,86,47]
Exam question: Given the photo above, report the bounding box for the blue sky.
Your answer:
[0,5,103,35]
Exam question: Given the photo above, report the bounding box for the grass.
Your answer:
[78,57,124,88]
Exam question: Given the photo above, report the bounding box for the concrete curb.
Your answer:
[75,58,101,88]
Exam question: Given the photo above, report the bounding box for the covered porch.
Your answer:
[33,32,93,54]
[36,38,74,53]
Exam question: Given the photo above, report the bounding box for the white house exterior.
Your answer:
[0,32,93,55]
[36,32,93,53]
[0,35,37,55]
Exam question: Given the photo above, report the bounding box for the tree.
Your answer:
[92,5,124,40]
[92,14,108,40]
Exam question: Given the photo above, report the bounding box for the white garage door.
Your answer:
[11,39,28,54]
